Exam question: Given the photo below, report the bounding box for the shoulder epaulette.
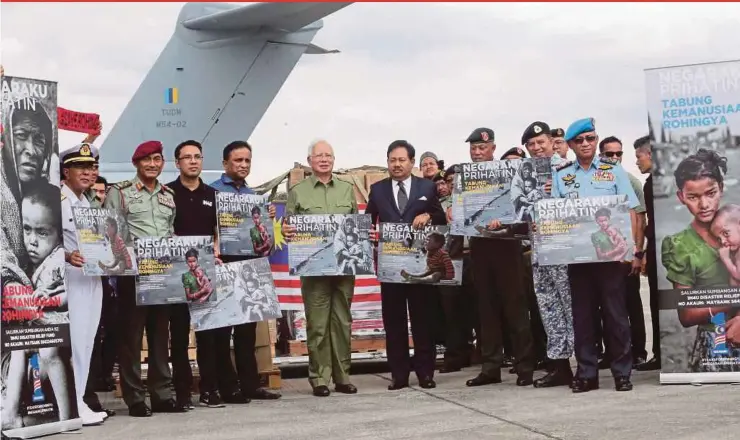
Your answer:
[161,184,175,195]
[112,180,133,190]
[555,160,574,172]
[599,156,619,166]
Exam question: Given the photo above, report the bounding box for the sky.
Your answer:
[2,2,740,186]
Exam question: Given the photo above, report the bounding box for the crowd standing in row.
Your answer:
[47,116,661,433]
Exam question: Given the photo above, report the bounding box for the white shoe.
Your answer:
[79,403,105,426]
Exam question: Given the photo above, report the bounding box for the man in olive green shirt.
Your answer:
[103,141,182,417]
[283,139,359,397]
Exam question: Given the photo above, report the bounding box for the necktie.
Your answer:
[397,181,408,212]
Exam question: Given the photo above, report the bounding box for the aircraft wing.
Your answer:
[182,2,353,32]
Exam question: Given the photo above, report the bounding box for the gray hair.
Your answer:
[307,139,333,157]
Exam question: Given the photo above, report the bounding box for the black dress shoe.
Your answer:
[632,357,647,369]
[571,377,599,393]
[222,391,250,404]
[151,399,186,413]
[128,402,152,417]
[418,377,436,389]
[534,360,549,371]
[335,383,358,394]
[614,376,633,392]
[312,385,331,397]
[387,380,409,391]
[533,361,573,389]
[466,373,502,387]
[635,357,661,371]
[516,373,534,386]
[245,388,281,400]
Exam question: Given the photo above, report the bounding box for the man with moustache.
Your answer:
[104,141,183,416]
[59,143,110,425]
[166,140,226,409]
[633,135,662,372]
[520,122,575,388]
[454,128,535,388]
[282,139,360,397]
[550,118,640,392]
[365,140,446,390]
[210,141,281,402]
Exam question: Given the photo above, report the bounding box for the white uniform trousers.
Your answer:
[66,266,103,408]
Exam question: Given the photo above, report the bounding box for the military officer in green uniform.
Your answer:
[103,140,183,417]
[282,139,360,397]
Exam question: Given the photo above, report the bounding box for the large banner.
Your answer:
[532,195,633,266]
[1,76,82,437]
[189,258,281,331]
[645,59,740,384]
[135,236,215,306]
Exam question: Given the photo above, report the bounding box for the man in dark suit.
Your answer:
[366,140,447,390]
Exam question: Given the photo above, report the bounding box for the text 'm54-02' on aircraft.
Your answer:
[100,2,352,178]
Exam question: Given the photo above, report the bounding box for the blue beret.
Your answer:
[565,118,596,142]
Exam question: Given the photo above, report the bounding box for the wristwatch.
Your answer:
[634,251,645,259]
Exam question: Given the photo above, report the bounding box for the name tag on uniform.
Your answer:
[592,170,614,182]
[203,200,213,207]
[157,193,175,208]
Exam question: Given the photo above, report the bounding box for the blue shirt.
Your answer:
[209,173,255,195]
[551,157,639,209]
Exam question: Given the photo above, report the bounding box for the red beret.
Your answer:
[131,140,163,163]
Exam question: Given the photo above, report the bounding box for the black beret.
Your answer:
[551,127,565,138]
[465,127,494,143]
[432,170,446,182]
[501,147,527,159]
[444,164,460,176]
[521,121,551,145]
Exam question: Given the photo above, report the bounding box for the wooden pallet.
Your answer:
[288,336,413,357]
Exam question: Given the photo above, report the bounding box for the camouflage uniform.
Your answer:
[532,153,574,360]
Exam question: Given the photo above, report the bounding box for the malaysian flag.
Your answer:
[269,201,381,312]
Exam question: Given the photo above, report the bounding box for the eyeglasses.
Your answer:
[572,135,597,145]
[603,151,623,158]
[311,153,334,159]
[178,154,203,162]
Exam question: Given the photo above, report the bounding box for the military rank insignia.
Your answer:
[598,164,613,171]
[562,174,576,186]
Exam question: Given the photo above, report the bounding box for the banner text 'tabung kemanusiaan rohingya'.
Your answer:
[645,60,740,384]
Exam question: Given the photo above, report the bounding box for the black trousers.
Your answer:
[193,327,232,395]
[169,303,193,401]
[380,283,435,381]
[570,262,632,379]
[217,323,260,394]
[470,238,534,378]
[439,256,476,367]
[596,265,647,361]
[647,242,660,360]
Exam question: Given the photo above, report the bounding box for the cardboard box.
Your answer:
[255,320,275,348]
[288,168,306,188]
[255,345,274,373]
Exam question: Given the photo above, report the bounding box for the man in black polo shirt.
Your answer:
[167,140,246,408]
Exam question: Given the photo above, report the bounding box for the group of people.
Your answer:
[278,118,661,397]
[2,110,665,439]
